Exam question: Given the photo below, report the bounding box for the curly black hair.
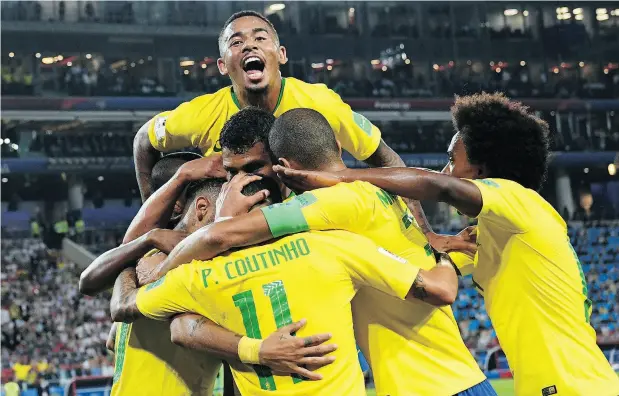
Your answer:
[219,107,275,155]
[451,92,551,191]
[218,10,279,56]
[185,178,227,207]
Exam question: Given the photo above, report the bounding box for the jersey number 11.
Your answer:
[233,280,304,391]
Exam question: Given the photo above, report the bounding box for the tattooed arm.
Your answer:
[110,267,143,323]
[404,254,459,306]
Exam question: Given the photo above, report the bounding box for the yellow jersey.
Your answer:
[147,77,381,160]
[260,181,486,396]
[12,363,31,381]
[470,178,619,396]
[135,231,419,396]
[3,382,20,396]
[111,251,221,396]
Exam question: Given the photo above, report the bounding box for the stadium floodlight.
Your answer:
[504,9,518,16]
[201,64,207,69]
[579,62,585,67]
[267,3,285,13]
[35,53,41,58]
[86,54,92,59]
[575,14,584,21]
[184,70,189,75]
[596,8,607,15]
[405,59,411,65]
[4,138,10,144]
[180,60,195,67]
[520,61,526,66]
[584,168,589,174]
[597,14,609,21]
[67,62,73,67]
[1,178,7,183]
[9,52,14,58]
[523,10,529,16]
[609,164,617,176]
[573,8,583,15]
[11,144,18,150]
[98,176,104,182]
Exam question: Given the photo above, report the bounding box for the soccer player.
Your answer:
[110,229,461,396]
[273,93,619,396]
[156,108,492,396]
[132,10,462,253]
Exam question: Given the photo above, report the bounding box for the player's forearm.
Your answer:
[170,314,242,360]
[340,167,482,217]
[363,141,435,235]
[110,267,143,323]
[133,121,159,203]
[80,234,152,296]
[405,259,459,306]
[123,173,187,244]
[106,323,118,352]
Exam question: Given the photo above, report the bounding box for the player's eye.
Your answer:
[230,40,242,47]
[256,36,267,41]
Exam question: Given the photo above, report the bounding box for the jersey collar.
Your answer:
[230,77,286,114]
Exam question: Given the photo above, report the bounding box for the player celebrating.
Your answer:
[110,223,461,396]
[132,10,463,252]
[273,93,619,396]
[154,108,492,396]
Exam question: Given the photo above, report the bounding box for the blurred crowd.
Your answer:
[1,238,113,392]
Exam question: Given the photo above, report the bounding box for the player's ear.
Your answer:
[195,196,211,220]
[217,58,228,76]
[277,46,288,66]
[278,157,292,169]
[335,139,342,158]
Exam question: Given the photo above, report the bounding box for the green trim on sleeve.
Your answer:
[260,198,310,238]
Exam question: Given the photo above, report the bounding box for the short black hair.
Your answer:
[218,11,279,56]
[241,177,283,207]
[269,108,340,170]
[151,152,202,191]
[451,92,550,191]
[185,178,227,207]
[219,107,275,155]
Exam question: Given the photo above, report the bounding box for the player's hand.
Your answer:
[273,164,343,191]
[215,173,270,219]
[146,228,189,254]
[259,319,337,380]
[426,226,477,255]
[177,156,226,182]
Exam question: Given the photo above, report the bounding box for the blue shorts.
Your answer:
[455,380,497,396]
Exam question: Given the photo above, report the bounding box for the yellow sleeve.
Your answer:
[147,95,218,152]
[448,251,475,277]
[341,236,419,300]
[317,88,381,161]
[135,263,199,320]
[468,178,528,232]
[260,183,370,237]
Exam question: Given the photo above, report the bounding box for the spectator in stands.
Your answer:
[2,373,20,396]
[574,189,598,221]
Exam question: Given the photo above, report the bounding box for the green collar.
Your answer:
[230,77,286,114]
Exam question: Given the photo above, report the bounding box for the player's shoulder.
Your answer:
[175,86,233,115]
[285,77,341,103]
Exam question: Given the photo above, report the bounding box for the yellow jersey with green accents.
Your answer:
[147,77,381,160]
[111,250,220,396]
[260,181,486,396]
[135,231,419,396]
[469,178,619,396]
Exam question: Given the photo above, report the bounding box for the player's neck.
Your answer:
[317,161,347,173]
[236,78,282,112]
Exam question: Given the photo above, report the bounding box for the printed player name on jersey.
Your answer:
[201,237,311,287]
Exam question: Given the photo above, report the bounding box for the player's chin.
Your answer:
[244,81,269,94]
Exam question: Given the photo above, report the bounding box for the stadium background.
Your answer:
[1,1,618,395]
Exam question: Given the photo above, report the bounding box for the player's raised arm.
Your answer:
[169,314,336,380]
[134,119,161,202]
[79,229,187,296]
[274,166,483,219]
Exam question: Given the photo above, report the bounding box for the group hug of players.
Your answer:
[78,10,619,396]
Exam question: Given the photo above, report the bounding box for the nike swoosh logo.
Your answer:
[213,141,222,152]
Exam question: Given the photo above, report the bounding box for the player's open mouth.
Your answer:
[242,56,265,81]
